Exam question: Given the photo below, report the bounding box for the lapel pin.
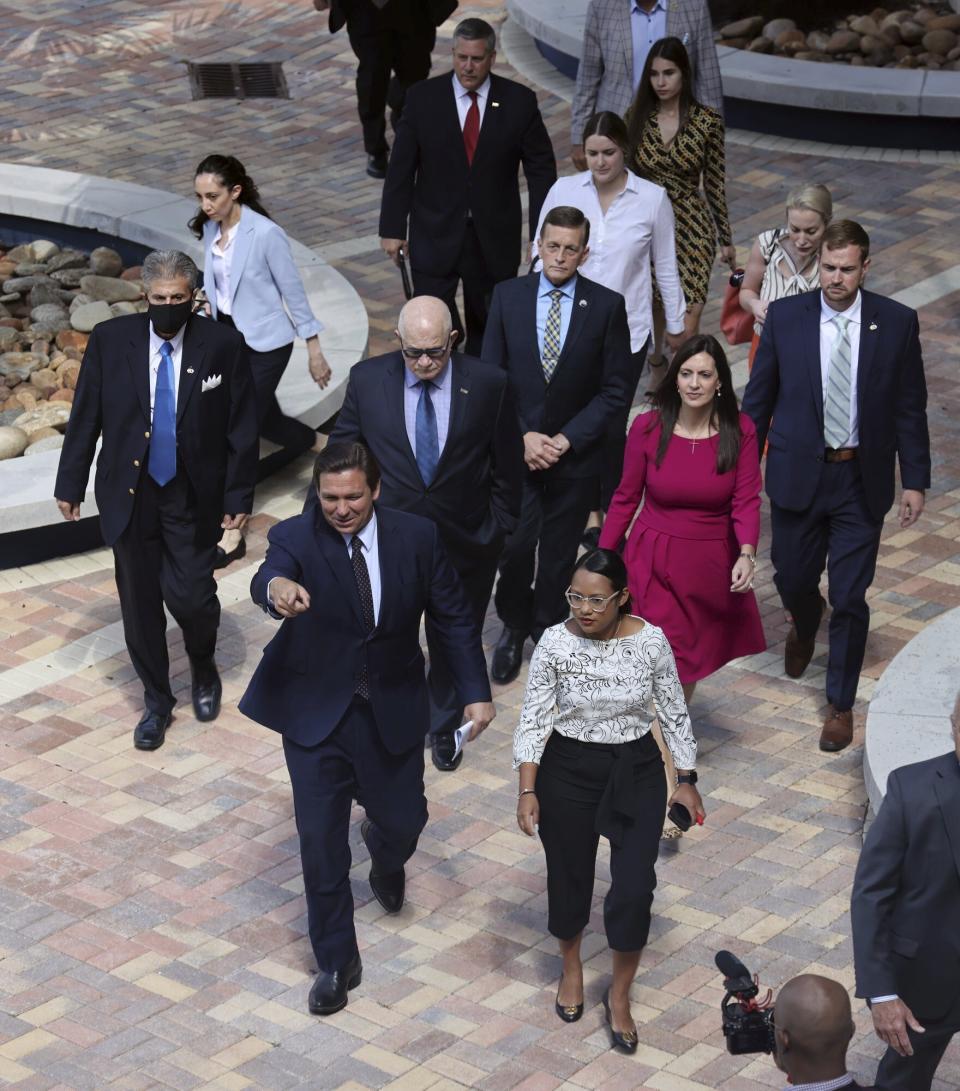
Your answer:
[491,101,500,108]
[186,367,194,373]
[579,299,588,308]
[460,387,469,394]
[869,323,878,331]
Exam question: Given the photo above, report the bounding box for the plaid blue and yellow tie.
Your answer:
[542,289,564,382]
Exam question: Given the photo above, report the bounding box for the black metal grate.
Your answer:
[188,62,288,101]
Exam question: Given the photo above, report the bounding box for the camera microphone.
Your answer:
[715,950,752,981]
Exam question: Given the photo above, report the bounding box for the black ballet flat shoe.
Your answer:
[308,952,362,1016]
[554,975,583,1023]
[214,536,246,570]
[602,989,638,1054]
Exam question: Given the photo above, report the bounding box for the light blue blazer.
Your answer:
[202,205,323,353]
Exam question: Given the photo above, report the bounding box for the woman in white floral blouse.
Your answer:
[514,548,705,1053]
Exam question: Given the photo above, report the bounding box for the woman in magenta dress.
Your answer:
[598,334,765,706]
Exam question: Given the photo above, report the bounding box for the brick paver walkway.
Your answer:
[1,3,959,1088]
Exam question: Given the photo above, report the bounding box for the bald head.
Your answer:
[395,296,456,382]
[775,975,854,1080]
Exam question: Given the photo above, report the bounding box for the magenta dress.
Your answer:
[598,412,766,683]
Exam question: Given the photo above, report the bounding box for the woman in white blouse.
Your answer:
[515,549,704,1053]
[532,112,686,541]
[190,155,331,567]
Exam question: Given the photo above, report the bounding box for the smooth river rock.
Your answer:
[0,425,29,459]
[79,275,141,303]
[13,403,71,434]
[0,352,46,382]
[23,434,65,456]
[70,301,113,332]
[89,247,123,277]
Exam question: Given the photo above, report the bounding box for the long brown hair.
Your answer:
[647,335,742,474]
[625,37,699,166]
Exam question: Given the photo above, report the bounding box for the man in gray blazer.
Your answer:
[850,691,960,1090]
[570,0,723,168]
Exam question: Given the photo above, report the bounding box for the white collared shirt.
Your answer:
[820,290,862,447]
[533,170,685,351]
[148,323,186,416]
[339,512,381,625]
[453,73,491,130]
[211,219,239,316]
[783,1075,856,1091]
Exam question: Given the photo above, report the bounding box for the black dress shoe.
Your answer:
[360,818,405,913]
[602,989,638,1054]
[430,731,462,772]
[134,710,172,751]
[491,626,526,685]
[213,536,246,570]
[554,974,584,1023]
[190,658,222,723]
[308,952,362,1016]
[366,153,388,179]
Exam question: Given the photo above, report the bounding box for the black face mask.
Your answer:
[148,299,193,337]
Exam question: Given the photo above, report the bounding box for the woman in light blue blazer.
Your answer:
[191,155,330,567]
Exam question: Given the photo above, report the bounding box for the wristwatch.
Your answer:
[676,771,698,786]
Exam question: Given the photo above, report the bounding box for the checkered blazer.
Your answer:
[571,0,724,143]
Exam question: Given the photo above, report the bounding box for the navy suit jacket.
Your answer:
[851,752,960,1023]
[54,313,258,546]
[326,352,523,564]
[238,505,491,753]
[742,289,930,521]
[481,272,632,480]
[379,72,557,279]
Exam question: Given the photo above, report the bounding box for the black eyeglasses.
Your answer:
[399,336,450,360]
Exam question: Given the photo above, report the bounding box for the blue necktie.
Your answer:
[149,340,176,486]
[415,380,439,485]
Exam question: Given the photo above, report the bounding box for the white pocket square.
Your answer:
[201,374,222,393]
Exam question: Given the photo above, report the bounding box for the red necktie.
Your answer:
[463,91,480,165]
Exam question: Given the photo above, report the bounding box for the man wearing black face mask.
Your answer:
[55,249,258,750]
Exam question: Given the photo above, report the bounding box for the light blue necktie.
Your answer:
[824,314,852,449]
[149,340,176,486]
[415,380,439,485]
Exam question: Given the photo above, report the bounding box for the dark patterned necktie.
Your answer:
[542,289,564,381]
[351,535,375,698]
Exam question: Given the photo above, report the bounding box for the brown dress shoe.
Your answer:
[784,595,826,678]
[819,706,853,752]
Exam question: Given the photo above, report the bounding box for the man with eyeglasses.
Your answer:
[314,296,523,771]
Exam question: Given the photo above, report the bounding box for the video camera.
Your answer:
[716,950,776,1054]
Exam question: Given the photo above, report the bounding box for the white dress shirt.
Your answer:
[783,1075,857,1091]
[453,73,491,129]
[534,170,685,351]
[820,290,862,447]
[211,220,239,316]
[267,513,382,623]
[147,323,186,416]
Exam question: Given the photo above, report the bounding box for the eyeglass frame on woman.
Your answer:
[564,587,622,611]
[398,335,451,360]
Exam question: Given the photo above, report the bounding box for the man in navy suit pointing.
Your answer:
[240,442,494,1016]
[743,220,930,752]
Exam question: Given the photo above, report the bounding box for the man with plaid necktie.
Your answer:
[240,442,494,1016]
[743,221,930,752]
[481,206,633,683]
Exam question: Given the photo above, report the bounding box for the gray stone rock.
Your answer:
[748,36,773,53]
[900,21,925,45]
[721,16,763,39]
[46,251,88,274]
[89,247,123,277]
[69,294,94,313]
[28,283,67,308]
[70,301,113,332]
[14,263,49,277]
[0,425,28,459]
[850,15,881,36]
[0,328,19,349]
[109,302,140,317]
[0,408,21,426]
[32,240,60,262]
[763,18,796,41]
[3,276,56,294]
[923,28,958,55]
[0,352,46,382]
[79,275,141,304]
[807,30,832,51]
[13,403,71,433]
[23,434,65,456]
[825,29,862,53]
[0,293,19,304]
[4,244,35,262]
[50,268,86,288]
[30,303,71,326]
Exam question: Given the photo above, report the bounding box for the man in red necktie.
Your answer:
[379,17,557,357]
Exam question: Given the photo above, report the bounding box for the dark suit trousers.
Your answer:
[425,547,499,735]
[347,11,434,156]
[283,699,428,972]
[413,223,508,358]
[770,460,883,711]
[601,341,649,509]
[112,469,220,716]
[495,472,597,640]
[875,993,960,1091]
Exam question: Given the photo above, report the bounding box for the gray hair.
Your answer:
[453,17,496,53]
[141,249,199,290]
